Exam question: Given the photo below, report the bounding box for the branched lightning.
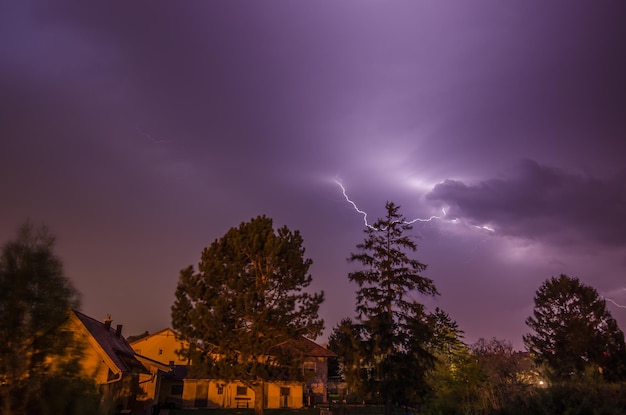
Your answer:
[335,178,496,233]
[335,179,446,231]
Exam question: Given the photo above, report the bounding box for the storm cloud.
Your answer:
[428,160,626,247]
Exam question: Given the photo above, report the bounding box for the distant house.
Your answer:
[130,328,336,409]
[129,328,189,408]
[65,310,153,413]
[282,336,337,405]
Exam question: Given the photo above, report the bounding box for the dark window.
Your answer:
[236,386,247,396]
[280,387,290,396]
[217,385,224,395]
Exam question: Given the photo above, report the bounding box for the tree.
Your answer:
[470,338,535,413]
[346,202,439,414]
[171,215,324,415]
[424,345,484,415]
[0,222,81,415]
[422,309,485,415]
[328,318,370,402]
[524,274,626,382]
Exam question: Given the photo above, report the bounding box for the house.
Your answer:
[130,328,189,408]
[64,309,152,413]
[130,328,336,409]
[277,336,337,406]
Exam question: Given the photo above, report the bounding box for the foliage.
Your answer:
[343,202,439,413]
[424,344,485,415]
[471,338,536,414]
[501,380,626,415]
[171,215,324,415]
[328,318,370,402]
[29,372,105,415]
[0,222,82,415]
[423,311,486,415]
[524,274,626,382]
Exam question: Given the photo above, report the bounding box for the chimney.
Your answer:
[103,314,112,330]
[115,324,123,338]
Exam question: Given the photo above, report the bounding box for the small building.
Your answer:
[285,336,337,405]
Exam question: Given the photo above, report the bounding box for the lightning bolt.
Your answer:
[335,179,374,229]
[604,298,626,309]
[335,179,446,230]
[335,178,497,233]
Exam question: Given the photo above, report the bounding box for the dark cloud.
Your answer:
[427,160,626,247]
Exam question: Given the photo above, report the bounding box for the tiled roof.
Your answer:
[71,309,147,374]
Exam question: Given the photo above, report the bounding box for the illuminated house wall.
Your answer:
[182,379,303,409]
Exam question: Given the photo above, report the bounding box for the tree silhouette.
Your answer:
[0,222,81,415]
[524,274,626,381]
[347,202,439,413]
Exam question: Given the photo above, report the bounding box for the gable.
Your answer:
[69,309,147,375]
[130,327,189,365]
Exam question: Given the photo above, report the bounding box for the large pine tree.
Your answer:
[171,215,324,415]
[347,202,439,413]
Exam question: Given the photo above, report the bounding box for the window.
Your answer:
[280,387,290,396]
[303,361,316,374]
[236,386,247,396]
[217,385,224,395]
[158,348,163,355]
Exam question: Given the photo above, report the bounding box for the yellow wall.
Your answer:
[61,312,141,413]
[65,315,117,384]
[182,379,303,409]
[130,328,188,365]
[266,381,303,409]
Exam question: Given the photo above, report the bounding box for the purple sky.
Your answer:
[2,1,625,349]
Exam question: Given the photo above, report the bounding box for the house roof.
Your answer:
[129,327,179,345]
[138,328,335,359]
[135,354,173,373]
[70,309,147,375]
[276,336,337,358]
[299,337,336,358]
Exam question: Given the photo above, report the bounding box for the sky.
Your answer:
[1,1,625,349]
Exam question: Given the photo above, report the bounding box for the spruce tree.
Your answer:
[347,202,439,413]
